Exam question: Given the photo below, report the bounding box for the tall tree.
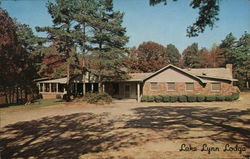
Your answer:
[219,32,237,65]
[0,8,21,104]
[125,41,168,73]
[200,45,225,68]
[0,9,41,104]
[232,32,250,88]
[90,0,129,91]
[165,44,181,66]
[36,0,81,97]
[182,43,202,68]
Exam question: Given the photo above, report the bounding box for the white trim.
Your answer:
[167,82,176,91]
[185,82,194,91]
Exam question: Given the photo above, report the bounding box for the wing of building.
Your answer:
[35,64,239,101]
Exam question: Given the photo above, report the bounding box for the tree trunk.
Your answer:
[65,63,71,101]
[16,86,19,104]
[246,72,249,88]
[24,87,28,103]
[4,87,8,105]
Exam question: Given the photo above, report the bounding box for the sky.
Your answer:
[1,0,250,52]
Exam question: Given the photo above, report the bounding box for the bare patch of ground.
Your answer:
[0,92,250,159]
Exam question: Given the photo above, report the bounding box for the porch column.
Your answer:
[82,83,86,96]
[56,83,58,93]
[49,83,51,92]
[102,83,105,93]
[42,83,45,93]
[91,83,94,93]
[137,82,141,102]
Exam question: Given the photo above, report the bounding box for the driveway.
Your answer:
[0,92,250,159]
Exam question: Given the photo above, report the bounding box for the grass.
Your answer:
[0,99,62,111]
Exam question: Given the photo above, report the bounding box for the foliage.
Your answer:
[225,96,233,101]
[232,93,239,100]
[125,42,168,73]
[196,95,205,102]
[141,95,149,102]
[125,42,180,73]
[187,95,197,102]
[205,96,216,102]
[165,44,181,66]
[82,93,112,104]
[220,32,250,88]
[154,95,163,102]
[141,94,239,102]
[162,95,170,102]
[149,0,220,37]
[182,43,202,68]
[89,0,129,83]
[0,8,41,105]
[170,95,178,102]
[216,95,225,101]
[200,45,225,68]
[178,95,187,102]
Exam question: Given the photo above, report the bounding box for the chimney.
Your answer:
[226,64,233,70]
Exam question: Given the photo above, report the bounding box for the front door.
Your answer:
[125,85,130,98]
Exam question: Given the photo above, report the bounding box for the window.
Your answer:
[167,82,175,91]
[150,82,158,90]
[186,82,194,91]
[212,83,221,91]
[45,83,50,92]
[40,83,43,92]
[58,84,65,92]
[51,83,57,92]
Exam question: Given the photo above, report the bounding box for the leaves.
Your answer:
[149,0,220,37]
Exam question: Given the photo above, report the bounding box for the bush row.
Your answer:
[141,93,239,103]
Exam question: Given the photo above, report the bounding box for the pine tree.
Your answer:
[36,0,81,97]
[165,44,181,66]
[182,43,202,68]
[90,0,129,91]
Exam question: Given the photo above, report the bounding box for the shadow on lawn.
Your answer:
[125,106,250,148]
[0,106,250,158]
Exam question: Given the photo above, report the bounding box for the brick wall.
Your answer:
[143,81,236,96]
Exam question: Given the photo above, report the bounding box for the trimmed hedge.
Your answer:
[187,95,197,102]
[178,95,187,102]
[197,95,205,102]
[141,93,239,103]
[205,96,216,102]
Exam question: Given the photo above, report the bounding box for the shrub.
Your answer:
[162,95,170,102]
[38,93,43,99]
[178,95,187,102]
[154,95,163,102]
[63,94,70,101]
[187,95,197,102]
[56,94,62,99]
[205,96,216,102]
[147,96,155,102]
[141,96,149,102]
[197,95,205,102]
[170,95,178,102]
[225,96,233,101]
[232,93,239,100]
[216,95,225,101]
[83,93,112,104]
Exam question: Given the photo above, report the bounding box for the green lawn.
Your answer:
[0,99,62,110]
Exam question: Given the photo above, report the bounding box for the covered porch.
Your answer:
[104,81,142,102]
